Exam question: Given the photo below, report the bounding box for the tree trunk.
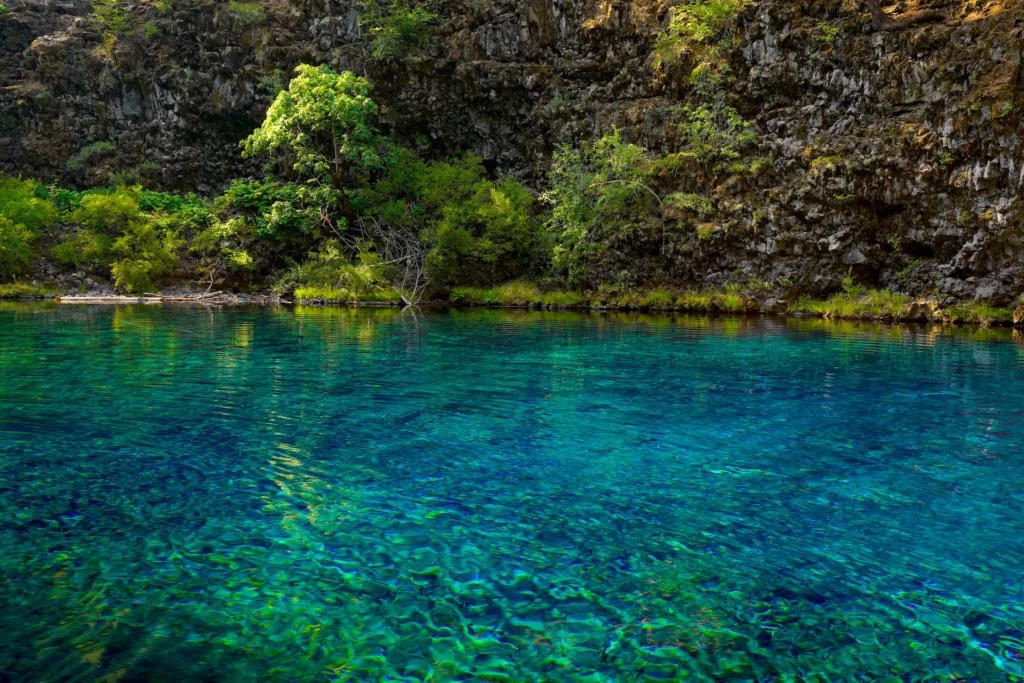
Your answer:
[331,175,358,229]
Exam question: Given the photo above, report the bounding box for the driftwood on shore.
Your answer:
[55,292,287,305]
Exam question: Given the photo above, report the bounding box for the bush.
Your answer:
[110,221,180,293]
[652,0,749,69]
[275,241,392,296]
[219,179,312,240]
[51,231,114,268]
[72,186,143,234]
[67,141,116,169]
[543,130,660,285]
[0,216,35,281]
[421,158,544,285]
[360,0,436,62]
[672,103,758,179]
[0,176,58,233]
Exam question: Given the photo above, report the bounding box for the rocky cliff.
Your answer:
[2,0,1023,301]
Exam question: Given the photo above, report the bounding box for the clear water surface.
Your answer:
[2,303,1024,682]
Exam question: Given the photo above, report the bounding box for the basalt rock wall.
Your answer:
[1,0,1023,300]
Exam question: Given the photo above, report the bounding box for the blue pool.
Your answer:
[1,304,1023,681]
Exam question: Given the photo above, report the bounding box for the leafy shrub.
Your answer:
[360,0,436,62]
[664,192,714,218]
[818,22,840,43]
[67,141,117,170]
[418,156,543,285]
[110,221,180,293]
[51,232,114,268]
[543,130,661,284]
[218,179,315,239]
[652,0,749,69]
[841,268,866,297]
[0,176,58,233]
[276,241,393,295]
[91,0,130,33]
[294,286,400,303]
[72,186,143,234]
[241,65,388,233]
[672,104,757,179]
[0,216,35,281]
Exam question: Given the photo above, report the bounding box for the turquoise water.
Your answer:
[2,305,1024,682]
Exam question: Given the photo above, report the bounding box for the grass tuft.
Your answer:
[0,283,54,299]
[789,290,910,319]
[294,287,401,304]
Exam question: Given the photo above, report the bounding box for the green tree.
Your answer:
[241,64,388,230]
[543,130,661,284]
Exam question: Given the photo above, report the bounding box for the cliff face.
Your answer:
[2,0,1022,301]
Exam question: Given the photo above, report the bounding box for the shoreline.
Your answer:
[5,291,1022,329]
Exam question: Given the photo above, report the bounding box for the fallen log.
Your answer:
[56,296,163,304]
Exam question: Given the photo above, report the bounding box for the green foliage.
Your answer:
[219,180,307,238]
[809,155,843,176]
[91,0,131,58]
[110,221,180,293]
[818,22,840,43]
[91,0,130,34]
[257,69,285,95]
[0,176,58,233]
[672,103,757,179]
[280,241,394,296]
[749,157,773,175]
[543,130,659,284]
[294,286,400,303]
[841,268,866,297]
[652,0,748,69]
[242,64,387,232]
[242,64,382,176]
[51,232,114,268]
[790,290,911,320]
[0,283,55,298]
[224,1,265,26]
[72,186,144,235]
[0,4,9,15]
[449,281,543,306]
[356,150,547,287]
[421,158,542,285]
[359,0,436,62]
[664,192,713,218]
[939,302,1014,325]
[0,216,35,281]
[67,141,116,169]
